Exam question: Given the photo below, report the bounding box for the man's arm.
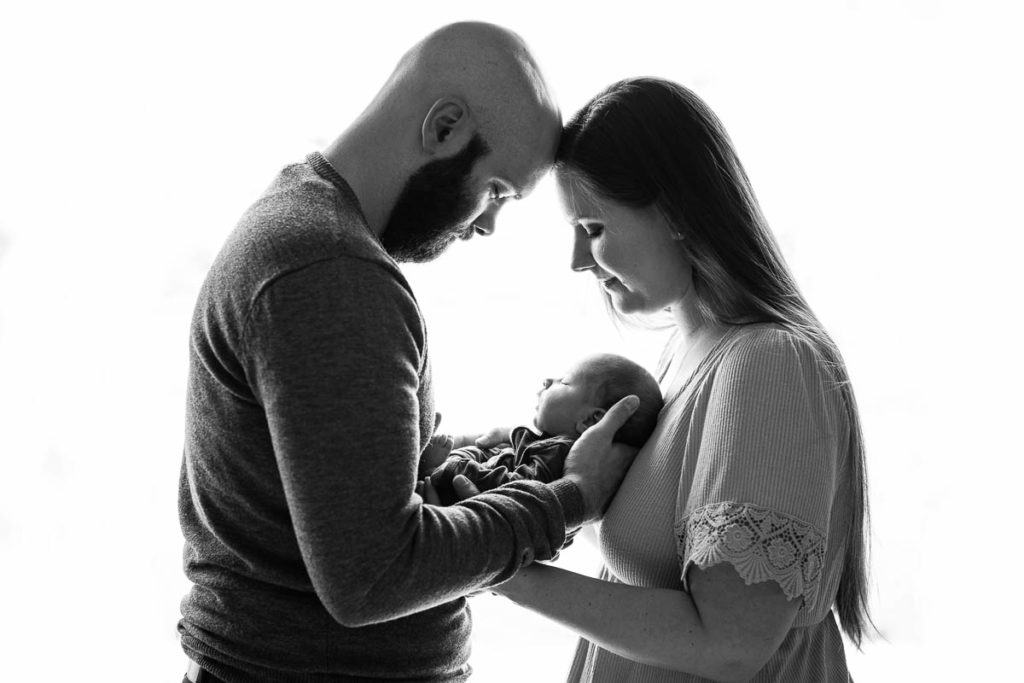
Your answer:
[244,258,589,627]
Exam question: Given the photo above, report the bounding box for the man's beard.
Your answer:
[381,134,490,263]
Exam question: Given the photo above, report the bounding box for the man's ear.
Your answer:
[421,97,471,154]
[575,408,606,435]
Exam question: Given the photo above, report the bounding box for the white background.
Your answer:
[1,1,1022,680]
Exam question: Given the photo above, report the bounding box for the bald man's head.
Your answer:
[340,22,561,262]
[384,22,558,141]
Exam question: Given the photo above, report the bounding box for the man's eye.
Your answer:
[584,225,603,238]
[490,185,502,202]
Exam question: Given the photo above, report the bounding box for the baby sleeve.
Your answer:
[675,327,845,612]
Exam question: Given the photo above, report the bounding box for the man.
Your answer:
[178,22,638,682]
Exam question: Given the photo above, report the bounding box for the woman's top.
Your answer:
[566,323,855,682]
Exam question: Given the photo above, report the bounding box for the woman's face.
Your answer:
[556,174,692,316]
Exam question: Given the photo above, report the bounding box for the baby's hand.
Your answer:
[474,426,512,449]
[419,433,455,473]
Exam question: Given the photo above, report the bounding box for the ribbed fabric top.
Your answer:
[567,323,854,682]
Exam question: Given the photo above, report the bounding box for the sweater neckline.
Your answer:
[306,151,365,215]
[306,151,388,253]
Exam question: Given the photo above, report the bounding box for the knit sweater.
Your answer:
[178,152,584,682]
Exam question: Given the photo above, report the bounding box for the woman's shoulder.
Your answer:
[701,322,844,409]
[707,322,848,436]
[718,322,829,371]
[726,321,813,348]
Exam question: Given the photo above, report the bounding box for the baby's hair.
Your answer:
[579,354,663,448]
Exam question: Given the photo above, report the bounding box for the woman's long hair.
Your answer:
[557,77,873,648]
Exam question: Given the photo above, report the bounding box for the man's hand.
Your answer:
[417,474,480,506]
[561,395,640,523]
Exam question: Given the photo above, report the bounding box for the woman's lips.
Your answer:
[600,277,620,290]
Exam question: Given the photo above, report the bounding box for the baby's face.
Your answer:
[533,362,597,438]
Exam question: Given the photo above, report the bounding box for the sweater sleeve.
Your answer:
[675,328,844,613]
[242,257,584,627]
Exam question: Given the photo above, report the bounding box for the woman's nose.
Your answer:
[570,232,595,271]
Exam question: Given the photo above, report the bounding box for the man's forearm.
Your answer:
[314,479,585,628]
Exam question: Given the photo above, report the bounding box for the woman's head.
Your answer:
[556,77,801,327]
[556,77,875,648]
[557,183,693,317]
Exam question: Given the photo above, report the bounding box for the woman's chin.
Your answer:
[610,293,645,316]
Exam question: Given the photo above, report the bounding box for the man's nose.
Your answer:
[473,208,497,236]
[570,232,595,271]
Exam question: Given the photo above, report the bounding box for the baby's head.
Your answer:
[533,353,663,448]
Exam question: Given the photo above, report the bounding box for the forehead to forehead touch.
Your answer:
[393,22,562,190]
[556,169,606,219]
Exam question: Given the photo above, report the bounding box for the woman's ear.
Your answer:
[421,97,471,153]
[575,408,606,435]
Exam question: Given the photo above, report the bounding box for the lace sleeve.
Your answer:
[675,501,827,612]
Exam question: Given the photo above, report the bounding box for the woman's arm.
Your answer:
[494,561,800,682]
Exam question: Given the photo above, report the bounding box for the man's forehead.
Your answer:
[494,148,556,198]
[489,114,560,195]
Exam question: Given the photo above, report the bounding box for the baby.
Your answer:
[422,353,663,506]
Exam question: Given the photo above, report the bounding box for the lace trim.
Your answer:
[676,501,826,612]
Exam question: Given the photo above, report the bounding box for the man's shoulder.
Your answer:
[244,159,387,265]
[214,159,403,295]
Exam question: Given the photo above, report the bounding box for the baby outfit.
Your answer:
[432,426,575,505]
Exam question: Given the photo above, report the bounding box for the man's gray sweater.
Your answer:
[177,153,584,682]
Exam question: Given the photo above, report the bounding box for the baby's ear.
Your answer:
[575,408,606,435]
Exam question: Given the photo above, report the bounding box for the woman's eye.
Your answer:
[581,224,603,238]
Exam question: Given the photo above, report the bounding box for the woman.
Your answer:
[492,78,872,681]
